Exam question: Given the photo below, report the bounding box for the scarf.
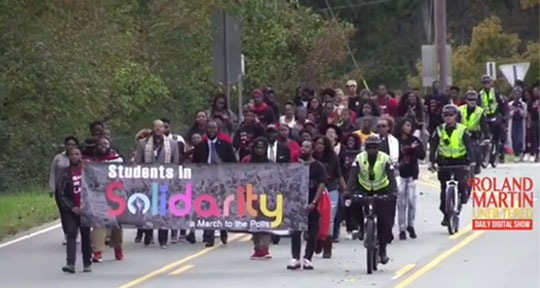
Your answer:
[144,136,171,164]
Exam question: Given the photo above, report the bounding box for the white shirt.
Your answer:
[207,138,219,164]
[279,115,297,128]
[167,133,186,151]
[334,143,342,156]
[268,142,277,163]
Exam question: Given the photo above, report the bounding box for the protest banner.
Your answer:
[81,163,309,231]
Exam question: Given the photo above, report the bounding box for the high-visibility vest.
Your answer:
[480,88,498,116]
[459,105,484,132]
[355,151,390,192]
[437,123,467,158]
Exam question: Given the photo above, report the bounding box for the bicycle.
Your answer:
[430,165,470,235]
[345,194,390,274]
[484,116,500,168]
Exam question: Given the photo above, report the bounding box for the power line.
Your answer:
[323,0,370,90]
[318,0,391,11]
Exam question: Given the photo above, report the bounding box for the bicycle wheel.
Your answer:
[490,143,499,168]
[365,219,375,274]
[446,186,456,235]
[372,246,378,271]
[481,144,490,168]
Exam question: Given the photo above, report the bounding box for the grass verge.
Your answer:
[0,188,59,241]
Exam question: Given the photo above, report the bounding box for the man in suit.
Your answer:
[266,124,291,244]
[189,120,237,247]
[266,124,291,164]
[134,120,180,248]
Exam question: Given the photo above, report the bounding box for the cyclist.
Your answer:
[429,104,474,226]
[478,75,506,164]
[458,90,490,174]
[345,136,397,265]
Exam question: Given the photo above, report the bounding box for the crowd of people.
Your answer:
[49,75,540,273]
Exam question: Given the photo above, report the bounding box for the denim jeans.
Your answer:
[329,189,339,238]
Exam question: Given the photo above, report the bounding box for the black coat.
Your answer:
[271,142,291,163]
[55,166,76,214]
[193,139,238,163]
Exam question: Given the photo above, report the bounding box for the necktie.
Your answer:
[210,141,218,164]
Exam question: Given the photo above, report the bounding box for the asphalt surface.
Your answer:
[1,164,538,288]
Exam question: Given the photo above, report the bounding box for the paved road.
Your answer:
[1,165,538,288]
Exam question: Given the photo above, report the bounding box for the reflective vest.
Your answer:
[355,151,390,192]
[459,105,484,132]
[437,123,467,158]
[480,88,498,116]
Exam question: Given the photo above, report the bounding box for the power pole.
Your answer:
[434,0,448,92]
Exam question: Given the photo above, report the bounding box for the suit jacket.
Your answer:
[193,138,237,163]
[268,142,291,163]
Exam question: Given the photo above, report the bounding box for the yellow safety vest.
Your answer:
[356,151,390,192]
[437,123,467,158]
[480,88,498,116]
[459,105,484,132]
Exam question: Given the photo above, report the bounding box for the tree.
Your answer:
[0,0,355,192]
[408,16,538,93]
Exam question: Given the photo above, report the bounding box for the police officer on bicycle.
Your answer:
[429,104,474,226]
[478,75,506,163]
[458,90,490,174]
[345,136,397,265]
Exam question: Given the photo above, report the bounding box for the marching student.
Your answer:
[91,138,125,262]
[56,147,92,273]
[190,120,237,246]
[241,137,273,259]
[134,120,180,248]
[287,139,326,270]
[395,119,425,240]
[49,136,79,244]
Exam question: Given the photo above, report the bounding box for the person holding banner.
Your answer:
[287,139,327,271]
[56,147,92,273]
[241,137,273,260]
[190,119,237,247]
[91,138,125,262]
[134,120,180,249]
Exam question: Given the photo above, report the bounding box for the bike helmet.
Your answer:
[481,74,492,82]
[442,104,459,115]
[365,135,382,146]
[465,90,479,100]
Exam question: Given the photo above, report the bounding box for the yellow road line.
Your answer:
[169,265,194,276]
[449,223,472,240]
[392,264,416,280]
[419,181,439,189]
[116,233,244,288]
[238,234,252,242]
[393,230,484,288]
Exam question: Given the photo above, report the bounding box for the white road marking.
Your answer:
[0,223,61,249]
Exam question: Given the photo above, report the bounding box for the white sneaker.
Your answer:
[302,258,314,270]
[286,259,301,270]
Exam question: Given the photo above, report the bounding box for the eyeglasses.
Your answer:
[365,145,378,150]
[482,81,491,84]
[443,113,456,117]
[377,124,388,128]
[466,98,476,101]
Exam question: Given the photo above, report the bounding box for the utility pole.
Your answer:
[434,0,448,92]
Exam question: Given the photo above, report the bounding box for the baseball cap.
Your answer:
[266,124,278,132]
[346,80,357,87]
